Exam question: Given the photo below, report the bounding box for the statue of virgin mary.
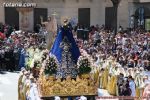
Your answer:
[50,19,80,78]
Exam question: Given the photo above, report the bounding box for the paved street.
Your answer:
[0,71,19,100]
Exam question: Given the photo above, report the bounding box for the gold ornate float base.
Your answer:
[38,75,97,97]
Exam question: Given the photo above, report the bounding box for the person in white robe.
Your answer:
[142,83,150,100]
[28,76,41,100]
[79,96,87,100]
[18,68,26,100]
[94,55,101,67]
[128,75,136,96]
[55,96,60,100]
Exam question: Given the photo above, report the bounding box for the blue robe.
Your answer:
[19,48,26,69]
[50,26,80,64]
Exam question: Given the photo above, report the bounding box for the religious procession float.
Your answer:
[36,20,98,99]
[17,17,150,100]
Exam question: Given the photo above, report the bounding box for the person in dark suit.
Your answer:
[122,80,132,96]
[7,25,14,37]
[4,48,11,71]
[13,47,20,70]
[0,23,4,33]
[34,24,41,33]
[0,48,3,70]
[0,46,5,70]
[4,48,15,71]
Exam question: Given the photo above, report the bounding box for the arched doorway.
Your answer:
[134,7,150,30]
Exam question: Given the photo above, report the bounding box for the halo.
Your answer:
[61,16,71,25]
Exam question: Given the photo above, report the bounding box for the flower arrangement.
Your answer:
[34,61,41,68]
[44,56,58,76]
[32,60,41,78]
[78,56,91,74]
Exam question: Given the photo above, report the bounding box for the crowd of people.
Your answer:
[0,23,47,72]
[75,25,150,97]
[17,23,150,99]
[0,20,150,99]
[0,23,48,100]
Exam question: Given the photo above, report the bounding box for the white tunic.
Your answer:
[129,80,136,96]
[28,83,41,100]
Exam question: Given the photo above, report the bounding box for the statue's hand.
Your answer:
[40,16,43,20]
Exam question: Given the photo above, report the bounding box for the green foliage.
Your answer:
[34,61,41,68]
[78,57,91,74]
[44,57,57,76]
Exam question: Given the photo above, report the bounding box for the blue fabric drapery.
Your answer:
[50,27,80,64]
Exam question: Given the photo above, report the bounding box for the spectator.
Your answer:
[128,75,136,96]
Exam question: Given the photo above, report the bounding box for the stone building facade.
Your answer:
[0,0,149,31]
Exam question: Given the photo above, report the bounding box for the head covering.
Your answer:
[136,70,140,74]
[79,96,87,100]
[139,67,144,71]
[21,67,25,71]
[24,71,28,75]
[144,80,150,86]
[29,74,34,79]
[128,68,133,70]
[55,96,60,100]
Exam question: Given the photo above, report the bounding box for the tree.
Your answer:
[111,0,121,6]
[110,0,121,33]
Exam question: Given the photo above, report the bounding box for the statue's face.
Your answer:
[64,19,68,23]
[48,17,51,21]
[64,45,69,51]
[66,75,71,80]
